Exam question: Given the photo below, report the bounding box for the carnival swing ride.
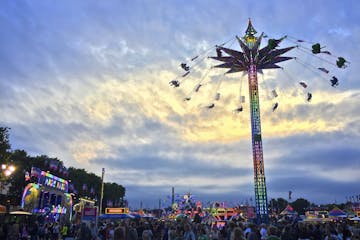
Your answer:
[169,19,349,223]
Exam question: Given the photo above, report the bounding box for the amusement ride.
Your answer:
[169,19,348,224]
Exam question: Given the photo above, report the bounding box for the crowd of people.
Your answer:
[91,216,359,240]
[0,220,73,240]
[0,215,359,240]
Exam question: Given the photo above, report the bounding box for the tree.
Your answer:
[291,198,310,215]
[103,182,126,208]
[276,198,289,213]
[7,150,29,204]
[0,127,11,161]
[0,128,126,209]
[269,198,289,214]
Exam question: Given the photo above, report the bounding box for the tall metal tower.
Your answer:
[211,19,294,223]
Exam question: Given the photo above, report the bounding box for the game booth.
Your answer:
[21,167,72,223]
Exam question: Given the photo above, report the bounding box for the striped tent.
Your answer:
[329,207,347,217]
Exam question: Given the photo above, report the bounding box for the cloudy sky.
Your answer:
[1,0,359,209]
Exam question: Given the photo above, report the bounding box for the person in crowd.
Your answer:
[29,221,39,240]
[60,223,68,240]
[20,223,29,240]
[297,222,310,240]
[266,226,280,240]
[279,224,292,240]
[259,224,267,240]
[128,221,139,240]
[90,221,99,240]
[232,227,245,240]
[198,226,208,240]
[246,224,260,240]
[209,224,219,240]
[142,222,154,240]
[342,223,353,240]
[7,221,20,240]
[0,222,7,239]
[77,222,92,240]
[38,223,46,240]
[116,221,129,240]
[52,222,60,240]
[183,223,196,240]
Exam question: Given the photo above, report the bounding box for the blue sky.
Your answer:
[0,0,359,209]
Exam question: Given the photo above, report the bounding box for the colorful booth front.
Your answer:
[21,167,72,222]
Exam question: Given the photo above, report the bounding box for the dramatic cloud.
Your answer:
[0,0,359,208]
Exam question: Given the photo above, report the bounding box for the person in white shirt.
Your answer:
[259,224,267,240]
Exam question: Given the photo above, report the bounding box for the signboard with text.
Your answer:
[82,207,98,223]
[105,208,129,214]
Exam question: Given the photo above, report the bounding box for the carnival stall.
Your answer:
[329,207,347,219]
[21,167,72,222]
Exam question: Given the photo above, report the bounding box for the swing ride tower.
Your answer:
[172,18,347,224]
[245,22,269,224]
[211,19,295,223]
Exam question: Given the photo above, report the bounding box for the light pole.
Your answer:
[95,168,105,228]
[99,168,105,216]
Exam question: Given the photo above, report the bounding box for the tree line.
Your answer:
[0,127,125,212]
[269,197,353,215]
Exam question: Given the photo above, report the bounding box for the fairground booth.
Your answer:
[21,167,72,222]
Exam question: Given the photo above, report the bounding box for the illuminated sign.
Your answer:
[32,204,68,215]
[82,207,98,222]
[83,207,97,217]
[105,208,129,214]
[51,205,67,214]
[44,178,66,191]
[39,171,68,192]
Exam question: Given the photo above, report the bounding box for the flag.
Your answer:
[30,166,41,178]
[289,191,292,200]
[69,183,74,192]
[25,171,30,181]
[62,166,69,176]
[82,184,88,191]
[57,162,63,173]
[49,160,58,171]
[90,187,95,195]
[59,166,68,176]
